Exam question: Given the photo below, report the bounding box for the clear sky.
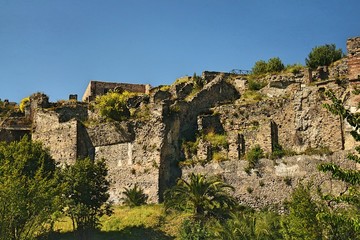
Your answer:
[1,0,359,103]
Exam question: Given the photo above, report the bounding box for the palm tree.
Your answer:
[164,173,237,220]
[121,184,148,207]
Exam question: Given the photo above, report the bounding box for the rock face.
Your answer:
[2,37,360,207]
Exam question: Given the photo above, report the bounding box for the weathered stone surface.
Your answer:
[87,122,135,147]
[3,36,360,208]
[182,151,350,209]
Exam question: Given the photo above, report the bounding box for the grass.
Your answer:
[241,90,266,104]
[203,131,228,149]
[50,204,189,240]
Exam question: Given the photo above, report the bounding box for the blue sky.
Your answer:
[1,0,359,103]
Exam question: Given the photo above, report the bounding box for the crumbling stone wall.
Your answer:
[82,80,151,102]
[32,111,78,165]
[182,151,350,209]
[347,37,360,80]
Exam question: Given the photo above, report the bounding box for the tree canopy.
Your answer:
[61,158,112,233]
[0,136,61,240]
[305,44,343,69]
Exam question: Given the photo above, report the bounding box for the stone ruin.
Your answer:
[1,37,360,208]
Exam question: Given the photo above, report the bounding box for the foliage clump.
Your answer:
[252,57,285,75]
[0,136,61,239]
[306,44,343,69]
[94,91,136,121]
[61,158,112,233]
[19,96,30,113]
[203,131,228,149]
[121,184,148,207]
[245,145,264,170]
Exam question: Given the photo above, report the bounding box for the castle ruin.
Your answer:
[1,37,360,207]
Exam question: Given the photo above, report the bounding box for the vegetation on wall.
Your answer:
[252,57,285,75]
[305,44,343,69]
[19,96,30,113]
[94,91,136,121]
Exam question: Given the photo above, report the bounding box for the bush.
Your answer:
[121,184,148,207]
[247,79,267,91]
[94,91,136,121]
[305,44,343,69]
[245,145,264,169]
[267,57,285,73]
[251,57,285,75]
[61,158,112,232]
[19,96,30,113]
[179,218,211,240]
[0,136,61,239]
[252,60,268,75]
[204,132,228,149]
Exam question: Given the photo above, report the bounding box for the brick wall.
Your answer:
[347,37,360,80]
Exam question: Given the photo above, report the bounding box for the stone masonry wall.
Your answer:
[182,151,351,209]
[32,110,78,165]
[347,37,360,80]
[82,81,150,102]
[91,103,166,203]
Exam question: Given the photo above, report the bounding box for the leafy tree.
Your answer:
[61,158,112,233]
[121,184,148,207]
[164,173,237,220]
[251,57,285,75]
[317,90,360,237]
[252,60,268,75]
[305,44,343,69]
[267,57,285,73]
[280,183,323,240]
[94,91,136,121]
[0,136,61,240]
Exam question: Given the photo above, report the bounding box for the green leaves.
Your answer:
[251,57,285,75]
[0,136,60,240]
[61,158,112,232]
[164,173,236,220]
[121,184,148,207]
[306,44,343,69]
[94,91,136,121]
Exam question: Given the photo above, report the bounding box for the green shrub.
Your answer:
[95,91,136,121]
[179,218,211,240]
[248,79,267,91]
[182,138,200,157]
[245,145,264,169]
[19,97,30,113]
[251,57,285,75]
[303,146,333,156]
[212,152,227,162]
[252,60,268,75]
[306,44,343,69]
[267,57,285,73]
[121,184,148,207]
[204,132,228,149]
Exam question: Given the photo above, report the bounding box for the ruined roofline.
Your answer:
[82,80,151,102]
